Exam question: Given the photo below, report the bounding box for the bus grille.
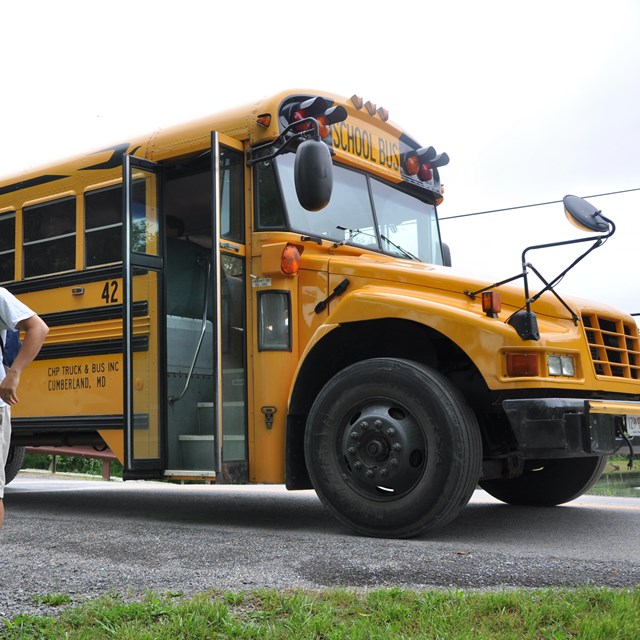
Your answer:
[582,313,640,380]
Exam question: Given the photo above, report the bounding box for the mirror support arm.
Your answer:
[525,262,580,324]
[517,218,615,330]
[246,118,321,166]
[465,215,615,340]
[466,194,616,341]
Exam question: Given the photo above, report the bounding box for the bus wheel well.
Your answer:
[286,318,487,489]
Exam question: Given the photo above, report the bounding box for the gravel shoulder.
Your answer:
[2,473,639,621]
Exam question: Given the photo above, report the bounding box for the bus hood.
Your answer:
[321,253,628,323]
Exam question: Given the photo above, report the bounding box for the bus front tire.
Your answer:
[4,445,25,486]
[479,456,608,506]
[304,358,482,538]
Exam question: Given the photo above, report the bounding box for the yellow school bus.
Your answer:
[1,89,639,538]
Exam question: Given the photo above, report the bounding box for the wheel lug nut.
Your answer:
[374,420,382,428]
[380,469,388,477]
[360,421,369,430]
[393,443,402,451]
[350,431,359,440]
[386,428,396,436]
[390,458,398,466]
[347,447,356,455]
[353,461,362,470]
[366,469,375,478]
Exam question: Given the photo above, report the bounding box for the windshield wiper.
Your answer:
[334,226,419,261]
[380,234,419,261]
[333,225,376,247]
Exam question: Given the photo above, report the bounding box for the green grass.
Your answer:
[30,594,72,607]
[603,455,639,474]
[2,587,639,639]
[23,453,123,478]
[588,456,640,497]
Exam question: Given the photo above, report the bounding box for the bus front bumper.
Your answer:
[502,398,640,458]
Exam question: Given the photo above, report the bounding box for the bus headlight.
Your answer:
[547,354,576,377]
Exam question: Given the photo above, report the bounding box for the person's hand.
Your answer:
[0,369,21,405]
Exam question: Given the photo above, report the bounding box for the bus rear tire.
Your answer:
[304,358,482,538]
[4,445,25,486]
[479,456,608,506]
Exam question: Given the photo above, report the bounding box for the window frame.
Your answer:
[23,196,77,278]
[253,153,444,265]
[0,210,16,283]
[257,290,292,352]
[84,183,124,268]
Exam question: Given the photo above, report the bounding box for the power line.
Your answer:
[439,186,640,221]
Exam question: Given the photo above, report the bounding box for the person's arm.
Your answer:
[0,315,49,405]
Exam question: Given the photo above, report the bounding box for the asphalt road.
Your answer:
[2,473,639,617]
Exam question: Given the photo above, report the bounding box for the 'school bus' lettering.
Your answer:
[331,122,401,173]
[0,89,638,538]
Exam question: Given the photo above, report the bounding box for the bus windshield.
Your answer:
[263,154,444,264]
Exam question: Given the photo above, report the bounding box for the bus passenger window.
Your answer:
[166,220,213,321]
[255,160,286,229]
[23,198,76,278]
[258,290,291,351]
[85,186,123,267]
[0,212,16,283]
[220,147,245,243]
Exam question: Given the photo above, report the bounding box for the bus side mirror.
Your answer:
[441,242,452,267]
[294,139,333,211]
[563,195,610,232]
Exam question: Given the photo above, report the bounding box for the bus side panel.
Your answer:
[15,353,123,418]
[11,278,126,463]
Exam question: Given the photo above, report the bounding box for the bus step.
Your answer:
[178,434,215,469]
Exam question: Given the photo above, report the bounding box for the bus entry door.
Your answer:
[123,155,166,478]
[164,132,247,480]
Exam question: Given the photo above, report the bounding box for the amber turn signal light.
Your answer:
[482,291,501,317]
[506,353,540,377]
[281,244,301,275]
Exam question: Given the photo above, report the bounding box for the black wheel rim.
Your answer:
[337,398,427,500]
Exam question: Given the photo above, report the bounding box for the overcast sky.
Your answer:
[2,0,639,319]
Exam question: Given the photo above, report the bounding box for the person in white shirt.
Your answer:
[0,287,48,528]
